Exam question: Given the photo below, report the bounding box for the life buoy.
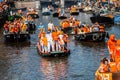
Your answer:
[92,33,99,41]
[80,34,86,39]
[99,33,103,41]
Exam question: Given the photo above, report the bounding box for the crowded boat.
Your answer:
[3,17,30,42]
[74,22,109,42]
[37,22,70,57]
[27,8,39,19]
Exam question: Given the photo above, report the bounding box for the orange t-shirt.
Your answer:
[42,37,48,46]
[52,32,58,41]
[109,62,117,73]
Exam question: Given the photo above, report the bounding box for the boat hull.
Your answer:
[70,12,79,15]
[37,42,70,57]
[53,12,59,17]
[74,32,108,42]
[27,14,39,19]
[3,32,30,42]
[90,16,114,24]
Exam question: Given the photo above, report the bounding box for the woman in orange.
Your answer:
[41,34,48,52]
[107,34,117,61]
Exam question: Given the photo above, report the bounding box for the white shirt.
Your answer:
[48,22,54,30]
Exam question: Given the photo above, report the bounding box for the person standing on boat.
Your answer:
[38,22,45,30]
[107,34,117,61]
[48,21,54,33]
[41,33,48,53]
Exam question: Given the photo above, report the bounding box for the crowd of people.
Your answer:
[4,18,28,33]
[38,22,69,53]
[98,34,120,73]
[60,16,104,34]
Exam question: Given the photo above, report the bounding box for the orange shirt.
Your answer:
[107,40,116,50]
[52,32,58,41]
[42,37,48,46]
[109,62,117,73]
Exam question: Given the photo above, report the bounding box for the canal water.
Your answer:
[0,11,120,80]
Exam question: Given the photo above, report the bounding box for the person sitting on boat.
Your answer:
[98,57,110,73]
[91,22,100,32]
[48,21,54,33]
[109,59,117,73]
[99,25,105,32]
[41,33,48,53]
[107,34,117,61]
[71,5,77,12]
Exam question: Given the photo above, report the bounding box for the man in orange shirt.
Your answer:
[52,30,58,51]
[107,34,117,61]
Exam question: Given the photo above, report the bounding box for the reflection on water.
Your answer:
[40,57,68,80]
[0,11,120,80]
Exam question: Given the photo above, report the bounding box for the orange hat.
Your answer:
[117,39,120,45]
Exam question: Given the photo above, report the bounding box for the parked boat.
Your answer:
[3,32,30,42]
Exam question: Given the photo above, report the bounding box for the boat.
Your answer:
[95,70,112,80]
[70,11,79,15]
[37,42,70,57]
[90,11,114,24]
[42,8,51,16]
[74,31,109,42]
[53,12,59,17]
[90,15,114,24]
[58,14,67,20]
[27,11,39,19]
[3,32,30,42]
